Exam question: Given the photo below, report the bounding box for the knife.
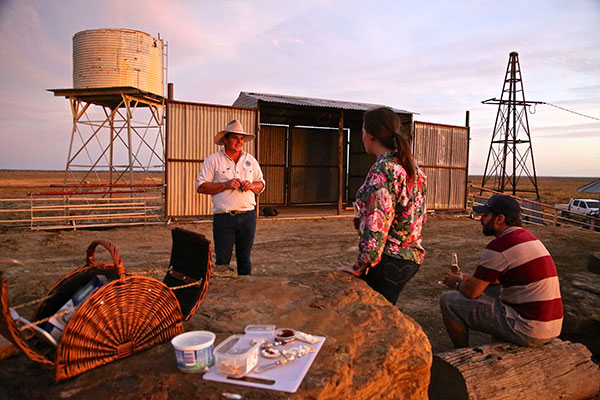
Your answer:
[253,356,291,373]
[253,346,316,374]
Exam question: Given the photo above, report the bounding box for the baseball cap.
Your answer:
[472,194,521,220]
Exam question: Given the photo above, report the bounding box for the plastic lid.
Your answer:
[171,330,215,351]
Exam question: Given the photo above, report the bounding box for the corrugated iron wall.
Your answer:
[413,121,469,210]
[348,127,375,199]
[166,101,257,217]
[289,127,340,204]
[347,121,468,211]
[258,125,286,204]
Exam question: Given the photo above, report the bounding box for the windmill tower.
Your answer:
[481,52,542,199]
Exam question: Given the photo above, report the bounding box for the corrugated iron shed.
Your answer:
[577,178,600,194]
[160,91,469,215]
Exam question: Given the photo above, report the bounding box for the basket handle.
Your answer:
[85,240,126,278]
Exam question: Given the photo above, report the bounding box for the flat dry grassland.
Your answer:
[468,175,598,205]
[0,170,163,197]
[0,170,596,205]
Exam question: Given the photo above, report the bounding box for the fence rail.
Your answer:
[469,185,599,233]
[0,188,165,230]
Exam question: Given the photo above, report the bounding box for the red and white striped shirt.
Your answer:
[473,227,563,339]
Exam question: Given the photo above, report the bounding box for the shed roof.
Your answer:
[233,92,415,115]
[577,178,600,194]
[232,92,415,127]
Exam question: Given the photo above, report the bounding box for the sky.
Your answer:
[1,0,599,176]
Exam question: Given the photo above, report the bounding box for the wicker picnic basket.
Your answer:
[0,227,211,381]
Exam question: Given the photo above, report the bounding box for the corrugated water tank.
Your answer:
[73,29,165,96]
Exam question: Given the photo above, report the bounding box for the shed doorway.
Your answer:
[259,124,349,206]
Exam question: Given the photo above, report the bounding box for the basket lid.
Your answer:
[163,228,212,321]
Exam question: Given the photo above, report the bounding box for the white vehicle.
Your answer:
[555,198,600,219]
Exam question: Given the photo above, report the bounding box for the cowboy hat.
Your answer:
[214,120,256,145]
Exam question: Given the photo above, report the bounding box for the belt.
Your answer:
[218,210,252,216]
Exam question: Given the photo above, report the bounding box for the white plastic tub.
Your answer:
[171,330,216,373]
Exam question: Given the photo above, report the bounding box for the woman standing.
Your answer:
[341,107,427,305]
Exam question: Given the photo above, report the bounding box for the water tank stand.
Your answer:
[49,87,165,190]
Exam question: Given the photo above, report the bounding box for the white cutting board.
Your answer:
[203,332,325,393]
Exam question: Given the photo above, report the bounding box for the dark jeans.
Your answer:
[360,254,420,305]
[213,210,256,275]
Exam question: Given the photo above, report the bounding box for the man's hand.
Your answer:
[439,272,488,298]
[240,180,253,191]
[440,272,463,289]
[197,179,241,195]
[224,178,242,190]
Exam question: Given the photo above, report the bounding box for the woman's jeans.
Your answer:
[360,254,420,305]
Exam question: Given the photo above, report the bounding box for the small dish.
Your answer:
[274,328,296,344]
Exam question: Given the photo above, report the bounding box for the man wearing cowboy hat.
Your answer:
[196,120,265,275]
[439,194,563,348]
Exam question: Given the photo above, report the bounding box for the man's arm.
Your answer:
[240,180,264,194]
[243,156,266,194]
[197,179,240,194]
[457,276,490,298]
[443,273,490,299]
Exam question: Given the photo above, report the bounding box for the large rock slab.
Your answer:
[561,271,600,357]
[0,271,432,400]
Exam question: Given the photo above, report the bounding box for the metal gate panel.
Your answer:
[289,127,339,204]
[166,101,257,218]
[413,121,469,211]
[258,125,286,204]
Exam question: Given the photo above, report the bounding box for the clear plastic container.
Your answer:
[213,334,260,378]
[244,324,275,334]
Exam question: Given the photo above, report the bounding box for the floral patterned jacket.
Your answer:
[354,152,427,275]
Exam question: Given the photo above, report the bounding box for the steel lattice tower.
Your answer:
[481,51,542,199]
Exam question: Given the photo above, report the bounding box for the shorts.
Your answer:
[440,286,552,347]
